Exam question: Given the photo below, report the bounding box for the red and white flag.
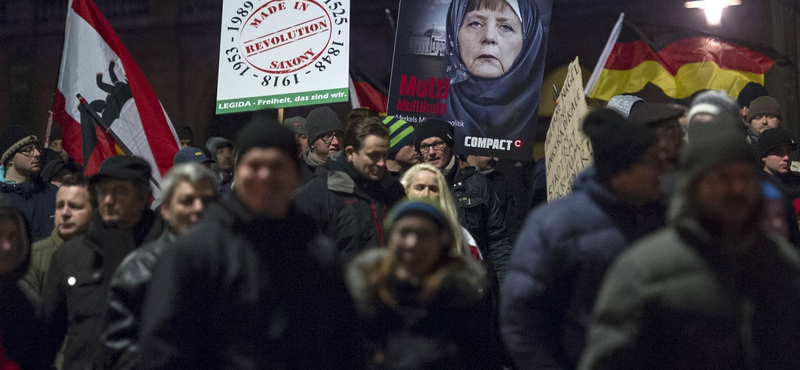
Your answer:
[53,0,179,194]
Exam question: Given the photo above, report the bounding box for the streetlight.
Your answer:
[685,0,742,26]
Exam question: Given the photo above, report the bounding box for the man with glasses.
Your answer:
[414,118,513,285]
[628,103,686,175]
[299,106,344,185]
[296,116,405,262]
[0,125,58,241]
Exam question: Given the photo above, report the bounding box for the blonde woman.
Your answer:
[400,163,481,260]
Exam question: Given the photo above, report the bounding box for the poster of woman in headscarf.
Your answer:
[387,0,551,159]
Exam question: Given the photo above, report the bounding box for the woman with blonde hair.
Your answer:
[400,163,481,260]
[346,199,501,369]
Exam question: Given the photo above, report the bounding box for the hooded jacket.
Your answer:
[501,167,665,370]
[346,248,502,370]
[295,153,406,262]
[0,172,58,242]
[138,193,361,369]
[40,209,164,370]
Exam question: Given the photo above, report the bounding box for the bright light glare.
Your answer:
[684,0,740,26]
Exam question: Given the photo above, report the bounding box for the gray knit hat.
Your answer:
[606,95,645,118]
[305,107,343,145]
[747,96,781,123]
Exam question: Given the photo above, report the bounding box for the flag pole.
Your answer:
[585,13,625,97]
[278,108,284,123]
[76,93,160,190]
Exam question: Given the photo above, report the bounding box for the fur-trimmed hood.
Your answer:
[345,248,487,318]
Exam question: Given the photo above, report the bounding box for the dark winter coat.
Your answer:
[501,167,665,370]
[40,209,164,370]
[100,230,175,370]
[23,227,65,297]
[138,193,362,370]
[299,150,327,186]
[295,153,405,262]
[346,248,502,370]
[444,158,513,283]
[1,177,58,242]
[579,218,800,370]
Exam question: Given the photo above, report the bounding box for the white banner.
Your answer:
[216,0,350,114]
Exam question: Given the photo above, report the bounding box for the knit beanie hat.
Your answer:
[305,107,343,145]
[628,103,685,127]
[176,125,193,142]
[235,117,298,167]
[382,116,415,159]
[737,82,769,108]
[385,198,450,236]
[679,128,754,187]
[414,118,454,153]
[582,108,657,181]
[282,116,307,135]
[758,128,796,159]
[0,125,38,166]
[606,95,645,118]
[747,96,781,123]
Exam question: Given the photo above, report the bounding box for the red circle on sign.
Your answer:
[240,0,332,74]
[513,139,523,148]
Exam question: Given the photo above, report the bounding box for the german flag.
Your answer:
[349,64,389,115]
[586,16,790,101]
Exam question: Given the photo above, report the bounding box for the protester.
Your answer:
[345,199,502,370]
[299,106,344,185]
[415,118,512,283]
[382,116,418,178]
[0,125,58,241]
[138,119,360,369]
[737,82,769,123]
[41,159,82,187]
[400,163,478,258]
[444,0,545,140]
[746,95,782,142]
[465,154,525,238]
[23,175,92,297]
[175,125,193,148]
[579,130,800,370]
[100,163,218,370]
[0,201,52,370]
[628,103,685,174]
[296,116,405,262]
[502,109,666,370]
[40,156,164,370]
[204,136,234,190]
[282,115,309,156]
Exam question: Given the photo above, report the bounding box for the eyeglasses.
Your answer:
[321,131,343,144]
[17,144,40,157]
[419,140,446,153]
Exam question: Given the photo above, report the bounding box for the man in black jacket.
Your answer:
[296,116,406,262]
[415,118,513,283]
[100,162,218,370]
[138,118,361,369]
[40,156,164,370]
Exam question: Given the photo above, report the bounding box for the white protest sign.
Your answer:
[545,57,592,201]
[216,0,350,114]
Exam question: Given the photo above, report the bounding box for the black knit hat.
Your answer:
[305,107,343,145]
[737,82,769,108]
[628,103,685,127]
[747,96,781,123]
[582,108,657,181]
[235,117,298,166]
[0,125,38,166]
[758,128,796,159]
[414,118,454,153]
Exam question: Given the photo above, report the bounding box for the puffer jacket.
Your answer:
[40,210,164,370]
[0,175,58,242]
[579,218,800,370]
[100,230,175,370]
[444,158,513,283]
[501,167,665,370]
[346,248,503,370]
[295,153,405,262]
[138,193,362,369]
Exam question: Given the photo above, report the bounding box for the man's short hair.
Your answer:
[159,163,218,206]
[343,117,390,153]
[59,174,89,189]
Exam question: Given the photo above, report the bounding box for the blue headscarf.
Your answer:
[444,0,546,144]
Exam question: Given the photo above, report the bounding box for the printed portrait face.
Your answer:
[457,0,523,79]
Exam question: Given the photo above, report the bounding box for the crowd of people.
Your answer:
[1,83,800,370]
